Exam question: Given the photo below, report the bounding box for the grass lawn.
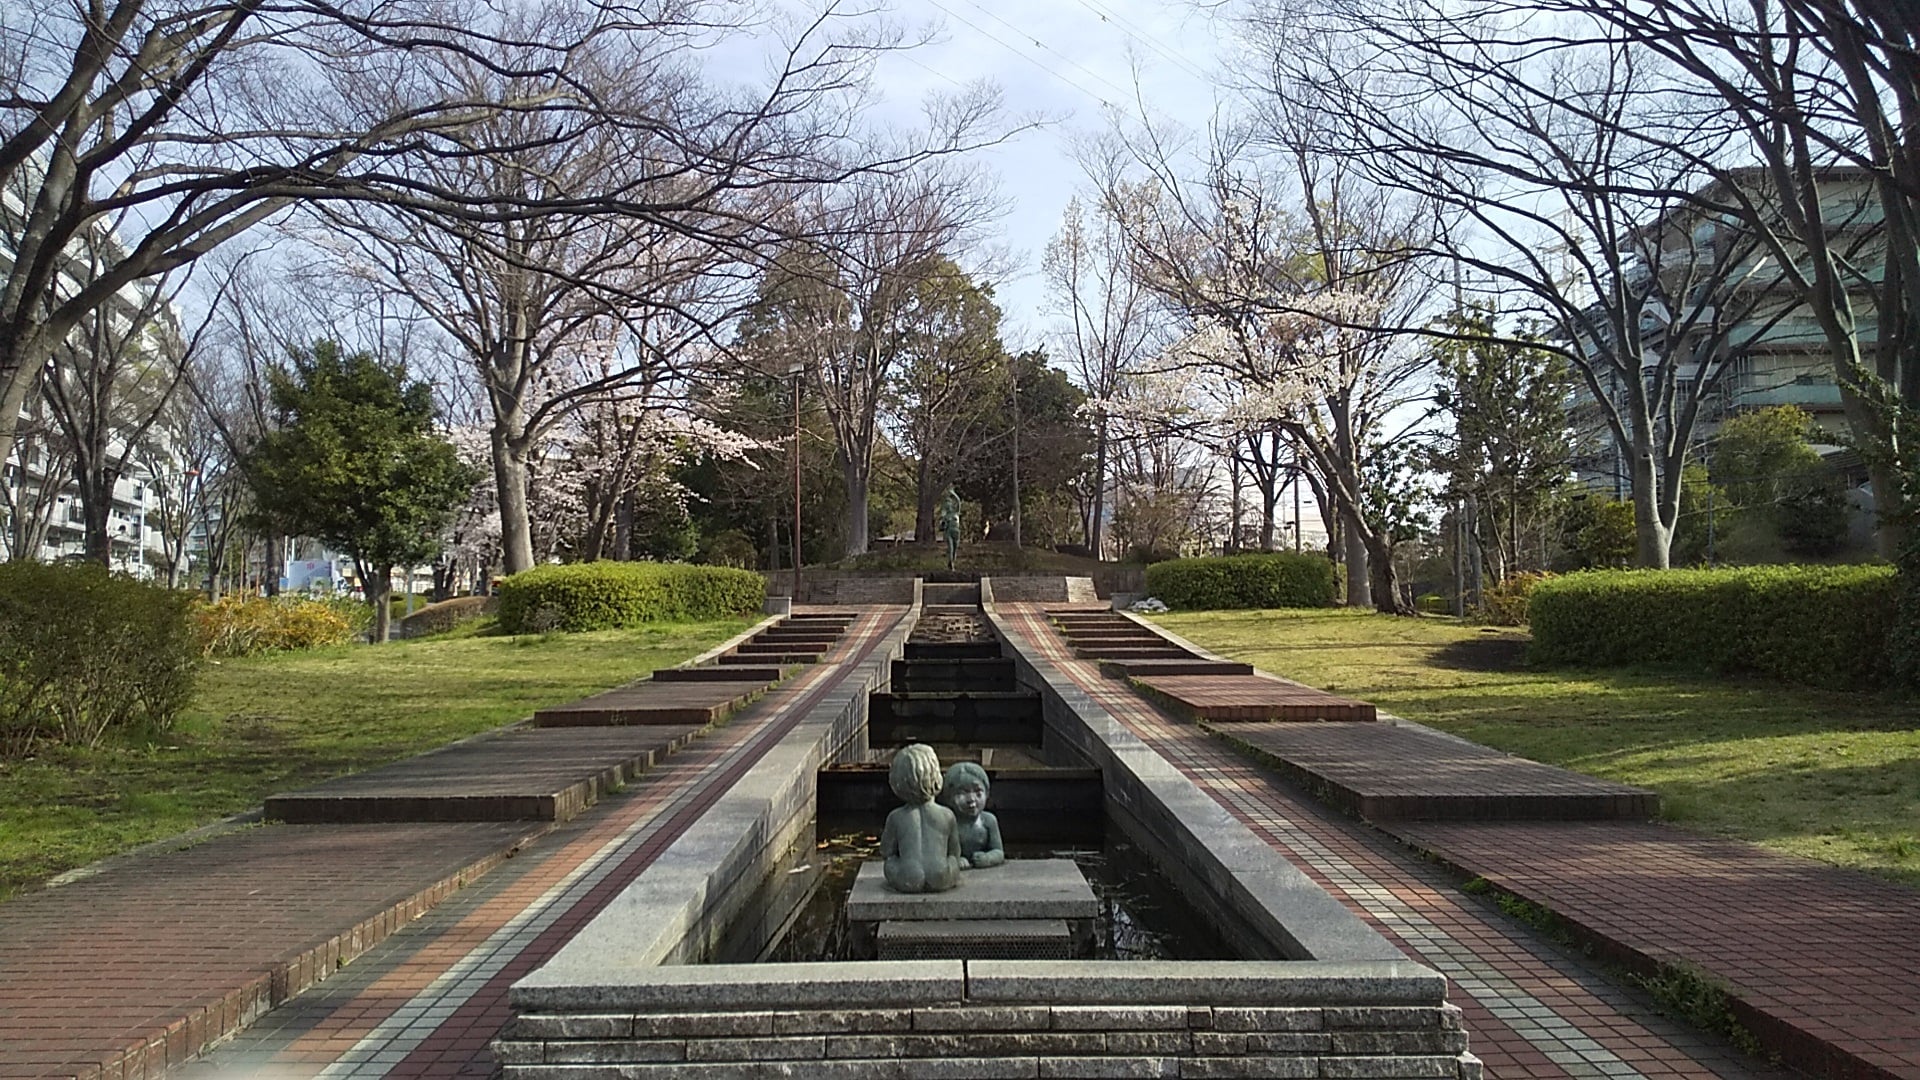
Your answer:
[0,617,753,901]
[1153,608,1920,887]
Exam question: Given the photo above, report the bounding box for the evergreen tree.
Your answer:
[242,342,478,642]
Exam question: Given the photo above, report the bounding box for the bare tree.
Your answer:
[0,0,564,473]
[1241,3,1803,567]
[1044,194,1167,556]
[1558,0,1920,554]
[741,160,997,558]
[1089,116,1436,610]
[38,249,194,567]
[0,369,70,561]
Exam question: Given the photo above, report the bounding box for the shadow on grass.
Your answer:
[1427,635,1530,672]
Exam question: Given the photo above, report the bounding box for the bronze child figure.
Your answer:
[941,761,1006,869]
[881,744,962,893]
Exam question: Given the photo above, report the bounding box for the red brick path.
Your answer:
[0,607,907,1080]
[999,604,1795,1080]
[1400,821,1920,1080]
[1004,604,1918,1080]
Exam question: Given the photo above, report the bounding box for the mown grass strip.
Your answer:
[0,617,751,900]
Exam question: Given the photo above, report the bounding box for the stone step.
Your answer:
[1072,646,1195,661]
[651,665,786,682]
[891,657,1016,693]
[722,651,821,665]
[871,691,1042,722]
[263,725,704,823]
[533,679,772,726]
[751,632,842,646]
[734,641,833,655]
[1098,659,1254,679]
[921,583,981,605]
[876,918,1077,961]
[904,642,1001,660]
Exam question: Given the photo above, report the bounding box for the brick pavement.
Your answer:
[0,822,544,1080]
[1210,721,1658,821]
[263,726,706,823]
[1399,821,1920,1080]
[997,604,1794,1080]
[0,607,906,1080]
[168,606,908,1080]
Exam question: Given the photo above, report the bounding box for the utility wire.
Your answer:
[1071,0,1211,82]
[922,0,1120,110]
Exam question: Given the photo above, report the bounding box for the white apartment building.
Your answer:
[2,160,181,579]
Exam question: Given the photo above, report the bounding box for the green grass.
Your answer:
[1154,608,1920,887]
[0,617,752,900]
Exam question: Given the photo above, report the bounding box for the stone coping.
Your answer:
[521,605,918,984]
[511,959,1445,1012]
[983,604,1413,966]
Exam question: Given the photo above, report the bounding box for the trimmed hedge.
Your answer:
[496,562,765,633]
[1143,553,1338,610]
[0,563,201,757]
[1527,564,1897,689]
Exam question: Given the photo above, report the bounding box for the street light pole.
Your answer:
[790,362,803,605]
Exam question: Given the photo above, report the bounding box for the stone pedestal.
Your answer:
[848,859,1097,960]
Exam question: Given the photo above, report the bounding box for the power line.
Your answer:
[959,0,1138,101]
[921,0,1120,110]
[1071,0,1211,82]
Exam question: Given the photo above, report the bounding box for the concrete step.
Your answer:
[734,641,833,655]
[533,678,772,726]
[871,691,1042,723]
[722,651,820,665]
[891,657,1016,693]
[652,665,786,682]
[904,642,1002,660]
[921,583,981,605]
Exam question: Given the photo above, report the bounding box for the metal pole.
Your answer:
[1011,360,1022,549]
[792,367,803,604]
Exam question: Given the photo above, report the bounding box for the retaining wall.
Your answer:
[500,961,1478,1078]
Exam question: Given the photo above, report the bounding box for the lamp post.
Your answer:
[787,360,804,605]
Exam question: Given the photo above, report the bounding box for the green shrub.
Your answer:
[1478,571,1554,626]
[496,561,765,633]
[1143,553,1338,610]
[0,563,201,757]
[1528,564,1897,688]
[194,595,363,657]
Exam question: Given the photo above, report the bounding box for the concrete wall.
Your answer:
[500,960,1480,1078]
[763,572,918,605]
[498,602,1479,1080]
[987,607,1409,965]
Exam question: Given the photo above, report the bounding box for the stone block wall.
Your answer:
[764,572,918,605]
[499,960,1480,1078]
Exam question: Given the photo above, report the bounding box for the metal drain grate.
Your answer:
[875,918,1075,961]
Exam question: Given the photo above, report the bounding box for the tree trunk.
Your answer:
[1629,449,1674,570]
[613,489,634,561]
[915,454,937,544]
[1364,530,1409,615]
[1089,422,1108,558]
[0,340,35,494]
[494,431,535,574]
[842,454,870,558]
[82,479,113,566]
[1342,507,1372,608]
[1260,486,1280,552]
[369,563,394,643]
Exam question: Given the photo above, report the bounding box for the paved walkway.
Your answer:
[1001,604,1918,1080]
[0,608,908,1080]
[5,600,1908,1080]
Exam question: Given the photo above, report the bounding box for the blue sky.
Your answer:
[855,0,1228,348]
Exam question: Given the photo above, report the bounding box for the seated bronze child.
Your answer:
[941,761,1005,869]
[880,744,962,893]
